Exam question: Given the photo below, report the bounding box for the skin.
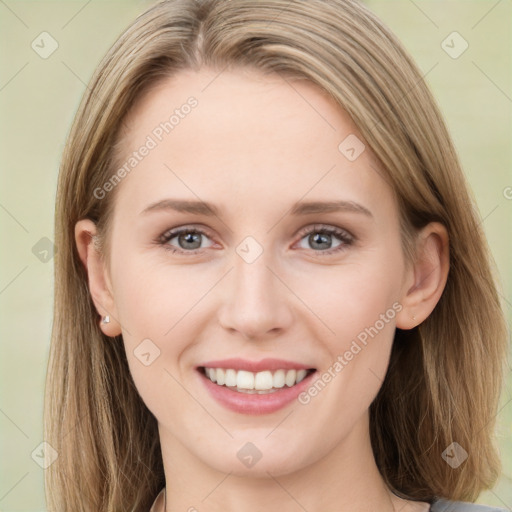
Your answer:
[76,67,449,512]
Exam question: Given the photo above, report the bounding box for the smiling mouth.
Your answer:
[198,366,317,394]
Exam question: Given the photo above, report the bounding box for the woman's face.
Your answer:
[91,68,416,476]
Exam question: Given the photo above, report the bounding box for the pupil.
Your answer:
[311,232,331,250]
[180,232,201,249]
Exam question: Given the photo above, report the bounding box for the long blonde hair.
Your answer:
[45,0,509,510]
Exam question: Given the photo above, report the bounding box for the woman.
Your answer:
[45,0,509,511]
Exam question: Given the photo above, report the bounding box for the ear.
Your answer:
[74,219,122,337]
[396,222,449,330]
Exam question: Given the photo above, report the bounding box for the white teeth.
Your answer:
[216,368,226,386]
[273,369,285,388]
[285,369,297,387]
[296,369,308,383]
[224,369,237,387]
[236,370,254,389]
[203,367,312,391]
[254,371,273,390]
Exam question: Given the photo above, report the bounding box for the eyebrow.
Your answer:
[140,199,373,218]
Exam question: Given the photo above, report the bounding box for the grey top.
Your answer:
[430,498,508,511]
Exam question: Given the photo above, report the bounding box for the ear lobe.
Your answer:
[74,219,122,337]
[395,222,449,330]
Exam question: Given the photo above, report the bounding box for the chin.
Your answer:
[198,440,314,479]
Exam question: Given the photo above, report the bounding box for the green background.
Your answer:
[0,0,510,510]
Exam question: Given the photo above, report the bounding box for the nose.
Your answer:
[217,249,294,340]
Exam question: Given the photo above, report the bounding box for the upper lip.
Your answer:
[197,358,315,372]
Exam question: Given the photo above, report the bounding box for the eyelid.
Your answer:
[295,223,354,240]
[158,224,214,242]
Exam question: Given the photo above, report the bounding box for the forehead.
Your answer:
[112,67,394,221]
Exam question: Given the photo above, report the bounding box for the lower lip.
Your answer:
[197,368,317,415]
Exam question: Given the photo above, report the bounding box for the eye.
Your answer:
[157,223,354,256]
[158,226,215,254]
[295,224,354,255]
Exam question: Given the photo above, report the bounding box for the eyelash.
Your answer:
[157,224,354,256]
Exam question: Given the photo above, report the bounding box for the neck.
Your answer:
[156,413,425,512]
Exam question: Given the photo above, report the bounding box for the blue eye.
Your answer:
[158,224,354,255]
[295,224,354,255]
[159,227,214,254]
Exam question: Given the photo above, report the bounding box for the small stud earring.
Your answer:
[102,315,110,324]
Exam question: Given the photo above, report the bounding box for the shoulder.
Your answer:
[430,498,508,512]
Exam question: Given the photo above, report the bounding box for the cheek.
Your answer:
[111,251,209,339]
[294,293,398,445]
[111,262,193,422]
[291,252,402,408]
[108,253,211,403]
[293,255,402,347]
